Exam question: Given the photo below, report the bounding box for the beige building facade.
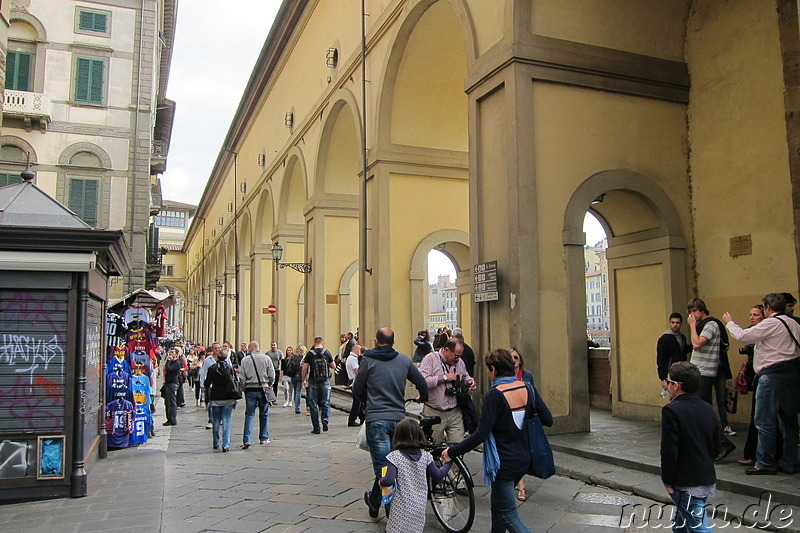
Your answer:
[183,0,800,432]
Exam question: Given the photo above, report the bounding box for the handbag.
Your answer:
[734,361,749,395]
[224,365,243,400]
[356,422,369,451]
[455,390,478,434]
[525,384,555,479]
[252,355,277,404]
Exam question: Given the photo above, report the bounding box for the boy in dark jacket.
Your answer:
[661,361,720,533]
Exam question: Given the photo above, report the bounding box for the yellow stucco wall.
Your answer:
[323,215,360,342]
[531,0,689,62]
[390,173,468,352]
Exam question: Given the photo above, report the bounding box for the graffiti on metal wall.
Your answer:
[0,440,34,479]
[0,334,65,384]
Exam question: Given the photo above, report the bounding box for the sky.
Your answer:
[162,1,282,205]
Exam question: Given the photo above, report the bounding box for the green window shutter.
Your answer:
[5,51,31,91]
[0,173,24,187]
[69,179,99,226]
[75,58,104,104]
[79,11,107,33]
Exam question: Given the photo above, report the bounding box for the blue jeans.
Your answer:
[669,491,711,533]
[366,419,397,510]
[755,371,800,472]
[210,404,234,449]
[292,375,303,413]
[490,479,530,533]
[243,390,269,443]
[307,380,331,432]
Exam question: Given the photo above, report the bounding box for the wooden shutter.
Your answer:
[79,11,107,33]
[75,58,104,104]
[0,173,24,187]
[69,179,99,226]
[5,51,31,91]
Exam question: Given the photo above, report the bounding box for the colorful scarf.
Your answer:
[483,376,517,486]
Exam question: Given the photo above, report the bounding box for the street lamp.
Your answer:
[193,295,209,309]
[215,280,238,300]
[271,242,312,274]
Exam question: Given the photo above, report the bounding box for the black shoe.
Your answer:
[222,447,229,453]
[213,445,219,450]
[364,491,379,518]
[241,443,251,450]
[745,466,776,475]
[348,422,362,427]
[311,429,321,434]
[322,420,329,432]
[778,466,796,475]
[162,421,175,426]
[714,440,736,463]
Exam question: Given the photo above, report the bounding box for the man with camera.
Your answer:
[419,338,476,445]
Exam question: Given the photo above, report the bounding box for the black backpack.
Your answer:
[310,349,330,382]
[221,363,242,400]
[284,356,298,378]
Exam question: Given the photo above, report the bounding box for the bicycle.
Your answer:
[406,400,476,533]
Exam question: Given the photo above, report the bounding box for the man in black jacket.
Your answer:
[656,313,691,391]
[661,362,719,533]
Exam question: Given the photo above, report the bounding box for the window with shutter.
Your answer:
[5,51,32,91]
[75,58,104,104]
[68,179,99,227]
[78,11,108,33]
[0,173,24,187]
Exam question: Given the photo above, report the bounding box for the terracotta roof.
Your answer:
[161,199,197,211]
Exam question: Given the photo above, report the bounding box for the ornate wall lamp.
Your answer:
[271,242,312,274]
[215,281,238,300]
[193,295,209,309]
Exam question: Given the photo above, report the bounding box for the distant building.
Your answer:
[429,274,457,330]
[585,239,610,339]
[155,199,196,331]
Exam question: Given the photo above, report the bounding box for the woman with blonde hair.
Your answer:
[291,344,307,414]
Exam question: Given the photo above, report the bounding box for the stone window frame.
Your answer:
[70,45,111,107]
[7,12,48,94]
[56,142,113,229]
[74,6,112,38]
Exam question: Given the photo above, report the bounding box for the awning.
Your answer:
[108,288,175,312]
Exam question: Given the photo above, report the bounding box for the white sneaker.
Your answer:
[724,425,737,436]
[288,402,293,407]
[282,401,289,407]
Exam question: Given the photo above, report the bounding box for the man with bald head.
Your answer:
[352,327,428,519]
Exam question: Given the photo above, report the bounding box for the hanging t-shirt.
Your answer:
[130,404,152,446]
[105,399,135,448]
[123,306,151,325]
[154,305,168,338]
[107,355,132,376]
[126,325,157,357]
[106,370,133,404]
[106,313,127,354]
[131,373,152,406]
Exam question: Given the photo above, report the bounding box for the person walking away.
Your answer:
[162,347,182,426]
[346,344,364,426]
[442,349,552,533]
[661,361,719,533]
[412,330,433,364]
[379,418,452,532]
[280,346,295,407]
[723,293,800,475]
[352,327,429,519]
[200,342,224,429]
[240,341,275,448]
[301,337,336,434]
[204,347,238,452]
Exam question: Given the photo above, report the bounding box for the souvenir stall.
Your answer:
[0,177,131,502]
[104,290,173,449]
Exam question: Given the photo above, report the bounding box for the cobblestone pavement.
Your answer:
[3,392,797,532]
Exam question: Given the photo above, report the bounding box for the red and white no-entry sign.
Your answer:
[266,304,278,314]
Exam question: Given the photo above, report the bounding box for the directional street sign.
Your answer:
[473,260,499,302]
[266,304,278,314]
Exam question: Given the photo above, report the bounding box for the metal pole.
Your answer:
[70,272,89,497]
[361,0,371,275]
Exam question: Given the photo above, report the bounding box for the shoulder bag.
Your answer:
[252,355,276,404]
[524,382,555,479]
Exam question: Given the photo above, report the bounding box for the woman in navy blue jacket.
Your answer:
[443,349,552,533]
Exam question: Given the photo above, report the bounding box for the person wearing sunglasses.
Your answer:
[661,361,719,533]
[509,347,534,501]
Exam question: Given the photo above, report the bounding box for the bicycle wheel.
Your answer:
[429,455,475,533]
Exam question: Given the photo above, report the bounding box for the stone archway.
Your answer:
[564,170,687,421]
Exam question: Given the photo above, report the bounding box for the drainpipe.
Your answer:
[361,0,371,275]
[70,272,89,497]
[128,0,147,291]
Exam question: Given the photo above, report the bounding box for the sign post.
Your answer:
[473,260,498,302]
